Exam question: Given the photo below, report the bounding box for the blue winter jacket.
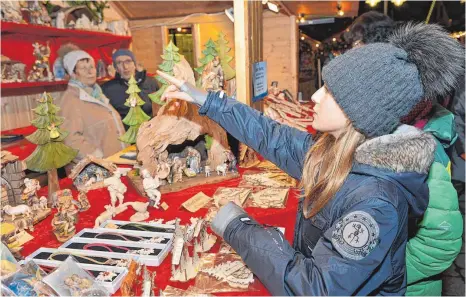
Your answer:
[203,92,437,296]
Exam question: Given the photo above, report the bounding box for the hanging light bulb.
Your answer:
[316,43,320,47]
[299,13,305,23]
[337,1,344,16]
[177,27,182,32]
[391,0,405,6]
[332,38,337,42]
[301,36,305,41]
[365,0,381,7]
[267,2,280,13]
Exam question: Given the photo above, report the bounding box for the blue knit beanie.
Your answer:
[322,23,464,138]
[112,49,136,67]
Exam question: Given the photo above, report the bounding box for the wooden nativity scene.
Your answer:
[69,155,118,192]
[130,33,239,195]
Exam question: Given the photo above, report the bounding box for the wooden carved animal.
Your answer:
[39,196,48,209]
[216,163,227,176]
[205,165,211,177]
[2,205,32,221]
[94,204,127,228]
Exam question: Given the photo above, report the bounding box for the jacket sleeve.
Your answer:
[452,83,465,154]
[406,162,463,285]
[212,200,400,296]
[60,106,100,159]
[199,92,314,179]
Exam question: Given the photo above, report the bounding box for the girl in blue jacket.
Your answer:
[158,23,464,295]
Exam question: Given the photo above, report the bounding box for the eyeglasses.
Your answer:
[116,59,134,67]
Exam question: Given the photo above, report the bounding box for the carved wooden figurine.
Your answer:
[21,178,40,206]
[141,169,161,208]
[104,171,127,207]
[75,190,90,212]
[51,194,78,242]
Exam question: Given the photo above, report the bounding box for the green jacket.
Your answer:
[406,105,463,296]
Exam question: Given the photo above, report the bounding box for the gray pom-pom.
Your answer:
[389,22,464,100]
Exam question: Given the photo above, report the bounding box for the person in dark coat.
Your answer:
[102,49,158,128]
[158,22,464,296]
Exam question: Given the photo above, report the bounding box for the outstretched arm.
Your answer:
[157,71,314,179]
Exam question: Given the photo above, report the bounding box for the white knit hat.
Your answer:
[63,50,94,75]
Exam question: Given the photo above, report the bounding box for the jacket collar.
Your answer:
[68,81,110,106]
[355,125,436,174]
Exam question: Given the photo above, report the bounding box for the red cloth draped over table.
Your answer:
[1,126,37,160]
[21,168,300,296]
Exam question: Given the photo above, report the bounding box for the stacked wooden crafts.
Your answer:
[24,220,175,293]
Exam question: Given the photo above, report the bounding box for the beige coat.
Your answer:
[59,84,127,162]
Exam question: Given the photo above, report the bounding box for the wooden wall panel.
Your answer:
[131,26,163,74]
[263,11,298,98]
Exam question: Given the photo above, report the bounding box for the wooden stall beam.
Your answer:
[233,0,264,110]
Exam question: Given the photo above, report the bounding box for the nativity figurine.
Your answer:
[141,169,161,208]
[168,157,185,184]
[126,201,150,222]
[27,42,52,82]
[104,171,127,207]
[2,204,32,222]
[21,178,40,206]
[94,204,127,228]
[55,11,65,29]
[205,165,211,177]
[51,194,78,242]
[186,147,201,174]
[1,1,23,23]
[223,150,237,172]
[75,190,90,212]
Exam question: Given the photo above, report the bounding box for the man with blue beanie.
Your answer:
[102,49,158,127]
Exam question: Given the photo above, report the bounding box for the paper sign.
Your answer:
[161,202,169,210]
[182,192,212,213]
[250,188,289,208]
[213,187,251,207]
[253,61,268,102]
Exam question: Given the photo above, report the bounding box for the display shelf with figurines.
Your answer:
[1,19,130,95]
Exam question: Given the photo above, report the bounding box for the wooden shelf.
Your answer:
[1,21,131,44]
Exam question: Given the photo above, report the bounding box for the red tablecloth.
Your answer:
[1,125,37,160]
[22,169,300,296]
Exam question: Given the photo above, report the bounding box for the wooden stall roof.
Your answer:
[113,1,358,20]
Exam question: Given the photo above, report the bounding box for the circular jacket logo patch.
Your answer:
[331,211,380,260]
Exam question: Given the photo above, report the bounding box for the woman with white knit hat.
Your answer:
[58,48,126,163]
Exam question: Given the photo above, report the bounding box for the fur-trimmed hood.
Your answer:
[352,125,436,217]
[355,125,436,174]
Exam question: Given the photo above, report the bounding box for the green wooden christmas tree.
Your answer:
[215,32,236,81]
[149,41,182,105]
[119,76,151,144]
[194,38,218,87]
[25,92,78,200]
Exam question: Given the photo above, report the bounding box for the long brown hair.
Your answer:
[300,124,365,218]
